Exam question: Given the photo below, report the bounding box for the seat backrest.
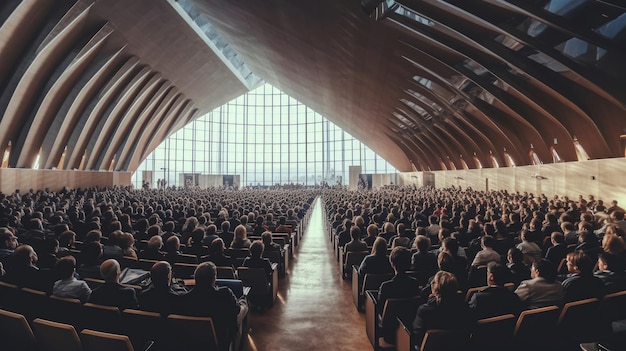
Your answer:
[80,329,134,351]
[602,289,626,322]
[472,314,516,346]
[361,273,393,294]
[237,267,269,293]
[121,309,163,349]
[172,262,199,279]
[32,318,82,351]
[47,295,83,326]
[514,305,560,340]
[465,285,487,302]
[558,298,602,337]
[166,314,219,351]
[82,303,122,334]
[216,265,236,279]
[227,248,250,259]
[467,265,487,288]
[420,329,470,351]
[344,251,368,268]
[0,309,36,351]
[16,287,48,321]
[263,250,281,265]
[138,259,159,271]
[381,296,422,327]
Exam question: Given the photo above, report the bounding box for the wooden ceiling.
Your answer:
[1,0,625,172]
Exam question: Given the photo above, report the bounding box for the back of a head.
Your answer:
[481,235,495,249]
[150,261,171,287]
[551,231,565,244]
[249,240,264,257]
[390,246,411,272]
[372,237,387,255]
[147,235,163,250]
[416,235,431,252]
[81,241,103,265]
[84,230,102,244]
[567,251,594,275]
[56,256,77,279]
[367,224,378,237]
[533,258,557,282]
[100,259,121,283]
[432,271,459,303]
[487,262,510,286]
[13,245,35,266]
[194,261,216,287]
[234,224,246,240]
[262,231,273,245]
[147,224,161,238]
[209,238,225,254]
[221,220,230,232]
[350,226,361,240]
[165,235,180,252]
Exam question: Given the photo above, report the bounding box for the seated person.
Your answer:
[358,237,393,276]
[560,251,604,302]
[344,227,368,252]
[544,231,567,266]
[53,256,92,303]
[378,247,421,344]
[2,244,49,292]
[88,259,138,310]
[184,228,208,259]
[201,224,220,246]
[202,238,234,268]
[230,224,251,249]
[139,261,184,317]
[163,236,185,264]
[411,235,438,278]
[139,235,165,260]
[0,228,19,267]
[594,253,626,294]
[261,231,282,253]
[506,248,531,286]
[241,241,273,279]
[77,241,103,279]
[175,262,248,351]
[469,262,522,319]
[516,230,542,265]
[37,238,59,269]
[363,224,378,247]
[515,259,564,309]
[412,271,473,346]
[101,230,124,260]
[470,235,501,267]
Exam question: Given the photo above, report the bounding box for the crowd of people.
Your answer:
[0,186,314,350]
[325,185,626,347]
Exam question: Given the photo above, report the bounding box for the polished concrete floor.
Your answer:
[243,198,372,351]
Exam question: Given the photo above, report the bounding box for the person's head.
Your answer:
[437,251,455,273]
[415,235,431,253]
[119,233,135,251]
[163,221,175,232]
[221,220,231,233]
[566,251,594,275]
[84,230,102,244]
[389,246,411,273]
[550,231,565,245]
[597,252,626,273]
[262,231,273,246]
[481,235,495,250]
[0,228,18,250]
[234,225,247,241]
[383,222,394,233]
[147,235,163,250]
[431,271,459,304]
[350,226,361,241]
[55,256,77,279]
[58,230,76,248]
[13,244,38,266]
[531,259,557,282]
[441,237,458,256]
[507,247,523,264]
[602,234,626,255]
[165,236,180,253]
[147,224,161,238]
[81,241,103,265]
[209,238,225,255]
[371,237,387,255]
[194,261,217,288]
[150,261,172,288]
[190,228,205,245]
[487,262,510,287]
[206,224,217,237]
[249,240,264,258]
[560,221,575,233]
[100,259,121,283]
[366,224,378,237]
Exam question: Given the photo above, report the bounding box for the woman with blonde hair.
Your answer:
[231,224,251,249]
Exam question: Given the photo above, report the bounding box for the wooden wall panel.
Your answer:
[0,169,131,193]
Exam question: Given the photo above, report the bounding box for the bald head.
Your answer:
[150,261,172,287]
[100,259,121,283]
[13,244,37,266]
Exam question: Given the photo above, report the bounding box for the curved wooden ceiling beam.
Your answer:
[18,19,112,168]
[141,96,192,162]
[66,57,141,170]
[44,46,125,169]
[0,1,91,167]
[116,81,173,171]
[126,88,181,171]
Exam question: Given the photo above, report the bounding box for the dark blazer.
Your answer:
[203,253,233,268]
[545,244,567,265]
[378,274,421,312]
[411,251,438,276]
[89,282,138,310]
[358,254,393,276]
[412,297,473,346]
[242,256,273,279]
[175,285,241,351]
[469,286,523,319]
[561,273,604,302]
[594,270,626,295]
[138,285,183,317]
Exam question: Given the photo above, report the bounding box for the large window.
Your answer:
[133,84,397,187]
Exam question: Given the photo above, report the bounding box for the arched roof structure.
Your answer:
[1,0,625,172]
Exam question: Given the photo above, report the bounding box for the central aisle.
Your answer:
[244,197,372,351]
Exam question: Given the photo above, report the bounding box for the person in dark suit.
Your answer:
[88,259,138,310]
[469,262,523,319]
[175,262,248,351]
[594,253,626,294]
[412,271,473,346]
[138,261,184,317]
[358,237,393,276]
[201,224,220,246]
[202,238,234,268]
[410,235,438,279]
[561,251,604,302]
[2,244,49,292]
[241,241,273,279]
[378,247,421,344]
[544,232,567,266]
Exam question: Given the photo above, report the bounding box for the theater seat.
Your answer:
[165,314,219,351]
[0,309,36,351]
[32,318,82,351]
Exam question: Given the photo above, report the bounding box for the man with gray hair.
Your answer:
[88,258,138,310]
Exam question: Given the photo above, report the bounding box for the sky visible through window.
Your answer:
[132,83,397,188]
